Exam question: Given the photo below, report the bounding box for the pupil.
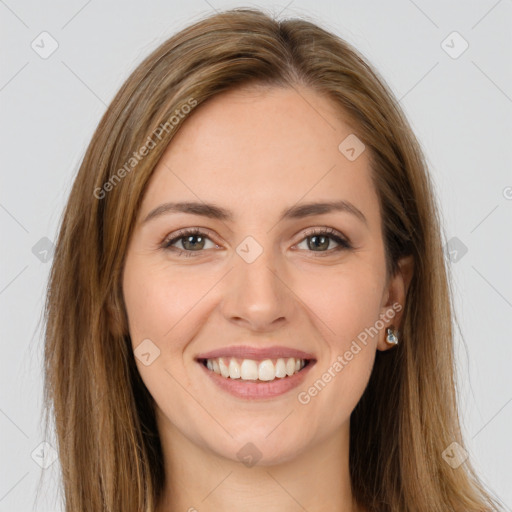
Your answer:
[310,235,328,251]
[183,235,204,250]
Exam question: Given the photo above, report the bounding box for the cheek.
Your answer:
[297,264,385,347]
[122,258,199,344]
[122,258,198,403]
[291,264,384,418]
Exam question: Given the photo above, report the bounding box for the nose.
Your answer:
[221,245,294,332]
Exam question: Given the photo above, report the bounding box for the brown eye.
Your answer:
[296,227,352,255]
[162,228,217,256]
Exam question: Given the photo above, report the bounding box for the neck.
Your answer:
[155,412,361,512]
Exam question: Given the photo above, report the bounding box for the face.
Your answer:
[122,85,406,465]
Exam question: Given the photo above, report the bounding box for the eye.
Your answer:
[161,226,352,257]
[161,228,218,257]
[294,227,353,256]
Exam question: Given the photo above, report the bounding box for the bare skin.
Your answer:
[122,84,413,512]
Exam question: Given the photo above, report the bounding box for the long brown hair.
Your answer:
[42,7,505,511]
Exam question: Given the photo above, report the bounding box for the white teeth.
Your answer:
[218,358,230,378]
[258,360,275,381]
[228,358,241,379]
[204,356,307,381]
[240,359,258,380]
[285,357,296,376]
[275,358,287,378]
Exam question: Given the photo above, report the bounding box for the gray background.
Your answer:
[1,0,511,510]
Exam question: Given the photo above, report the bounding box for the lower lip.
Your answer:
[197,360,316,400]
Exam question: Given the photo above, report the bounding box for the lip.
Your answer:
[195,345,316,361]
[198,358,317,400]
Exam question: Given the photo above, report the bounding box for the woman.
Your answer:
[42,7,505,511]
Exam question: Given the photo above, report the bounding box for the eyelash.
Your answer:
[161,227,353,258]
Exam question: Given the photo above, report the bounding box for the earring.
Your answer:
[386,327,399,345]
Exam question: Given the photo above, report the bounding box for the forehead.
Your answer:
[139,85,379,228]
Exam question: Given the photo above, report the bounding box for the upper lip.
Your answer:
[195,345,316,361]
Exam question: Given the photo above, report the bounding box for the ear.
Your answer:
[377,255,414,352]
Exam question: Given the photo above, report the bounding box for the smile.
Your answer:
[200,356,311,381]
[196,357,316,400]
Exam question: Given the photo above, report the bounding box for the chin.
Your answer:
[209,433,307,468]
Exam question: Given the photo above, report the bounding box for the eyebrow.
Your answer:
[142,199,368,226]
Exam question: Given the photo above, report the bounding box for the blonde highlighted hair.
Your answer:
[42,7,504,511]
